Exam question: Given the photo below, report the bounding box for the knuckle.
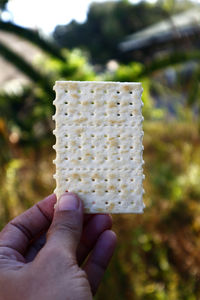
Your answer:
[50,220,79,238]
[50,212,81,236]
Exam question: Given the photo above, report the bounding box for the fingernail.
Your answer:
[58,193,79,211]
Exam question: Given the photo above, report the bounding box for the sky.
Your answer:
[2,0,157,35]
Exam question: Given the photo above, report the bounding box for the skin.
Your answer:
[0,193,117,300]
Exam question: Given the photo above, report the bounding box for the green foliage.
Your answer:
[0,49,98,153]
[37,49,97,81]
[0,87,54,148]
[158,0,195,13]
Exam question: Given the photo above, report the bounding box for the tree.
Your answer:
[53,0,190,64]
[0,0,8,14]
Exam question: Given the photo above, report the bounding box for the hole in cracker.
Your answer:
[78,178,82,181]
[131,179,134,182]
[91,157,95,160]
[117,134,120,137]
[117,146,121,149]
[129,91,133,94]
[130,114,133,116]
[91,113,94,116]
[104,145,108,149]
[105,201,109,204]
[117,91,120,94]
[118,190,121,193]
[117,157,121,160]
[65,101,68,104]
[117,113,120,116]
[104,157,108,160]
[78,145,82,149]
[91,101,94,104]
[65,113,68,116]
[118,201,121,205]
[78,90,81,93]
[65,90,68,93]
[129,102,133,105]
[92,190,95,193]
[103,90,107,94]
[104,134,108,137]
[65,157,68,160]
[105,190,108,193]
[90,90,94,93]
[118,178,121,181]
[117,102,120,105]
[66,178,69,181]
[104,113,108,116]
[78,157,82,160]
[130,146,133,149]
[104,179,108,182]
[92,178,95,181]
[91,145,95,148]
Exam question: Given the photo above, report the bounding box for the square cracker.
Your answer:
[53,81,145,213]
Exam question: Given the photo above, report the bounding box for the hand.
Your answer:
[0,193,117,300]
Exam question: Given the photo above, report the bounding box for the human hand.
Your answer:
[0,193,117,300]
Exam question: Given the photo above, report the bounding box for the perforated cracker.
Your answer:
[53,81,145,213]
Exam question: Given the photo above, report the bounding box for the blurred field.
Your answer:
[97,121,200,299]
[1,119,200,299]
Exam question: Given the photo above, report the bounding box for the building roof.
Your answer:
[119,8,200,53]
[0,31,42,91]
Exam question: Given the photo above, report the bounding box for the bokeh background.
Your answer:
[1,0,200,298]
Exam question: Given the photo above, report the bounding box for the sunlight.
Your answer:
[6,0,158,34]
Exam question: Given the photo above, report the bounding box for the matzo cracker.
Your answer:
[53,81,145,213]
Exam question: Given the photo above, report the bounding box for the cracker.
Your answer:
[53,81,145,213]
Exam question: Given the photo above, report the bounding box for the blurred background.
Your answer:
[1,0,200,298]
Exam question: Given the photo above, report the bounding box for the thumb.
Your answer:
[46,193,83,258]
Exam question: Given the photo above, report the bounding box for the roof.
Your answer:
[119,8,200,52]
[0,31,42,91]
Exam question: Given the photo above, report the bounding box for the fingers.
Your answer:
[25,233,46,262]
[45,193,83,260]
[83,230,117,295]
[0,194,56,255]
[77,214,112,265]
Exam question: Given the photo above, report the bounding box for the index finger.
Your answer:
[0,194,56,255]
